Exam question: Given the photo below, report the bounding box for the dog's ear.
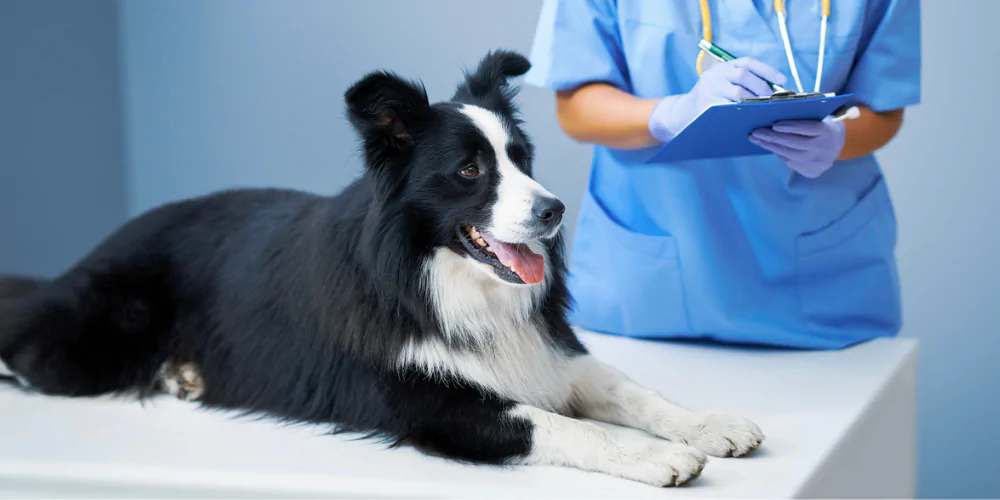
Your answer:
[345,71,430,153]
[453,49,531,102]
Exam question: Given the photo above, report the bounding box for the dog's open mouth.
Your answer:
[457,225,544,285]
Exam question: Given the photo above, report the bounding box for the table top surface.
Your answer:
[0,331,917,498]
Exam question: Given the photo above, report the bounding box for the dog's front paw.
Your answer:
[686,414,763,457]
[612,441,707,487]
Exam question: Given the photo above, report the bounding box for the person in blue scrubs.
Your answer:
[525,0,920,349]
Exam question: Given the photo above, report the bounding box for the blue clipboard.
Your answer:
[647,93,856,163]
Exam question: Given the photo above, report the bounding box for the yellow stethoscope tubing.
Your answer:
[698,0,831,94]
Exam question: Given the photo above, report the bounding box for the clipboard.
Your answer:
[647,92,857,163]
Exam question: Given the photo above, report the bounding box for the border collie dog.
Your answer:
[0,50,762,487]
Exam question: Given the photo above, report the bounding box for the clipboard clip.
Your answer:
[739,90,828,103]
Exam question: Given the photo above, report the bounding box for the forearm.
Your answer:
[555,83,661,150]
[838,106,904,160]
[556,84,904,158]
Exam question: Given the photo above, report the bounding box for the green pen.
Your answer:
[698,39,789,94]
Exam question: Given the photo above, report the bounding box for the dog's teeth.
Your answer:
[484,247,494,255]
[475,237,487,247]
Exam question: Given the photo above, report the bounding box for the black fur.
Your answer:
[0,50,585,465]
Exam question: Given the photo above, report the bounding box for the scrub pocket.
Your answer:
[795,176,901,334]
[569,190,689,336]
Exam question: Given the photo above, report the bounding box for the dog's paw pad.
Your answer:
[688,414,764,458]
[158,361,205,401]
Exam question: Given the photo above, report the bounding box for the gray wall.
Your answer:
[118,0,592,240]
[0,0,127,277]
[876,1,1000,496]
[1,0,997,496]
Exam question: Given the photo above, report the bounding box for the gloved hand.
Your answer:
[648,57,787,143]
[749,117,847,179]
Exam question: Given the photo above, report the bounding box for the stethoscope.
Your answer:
[697,0,832,94]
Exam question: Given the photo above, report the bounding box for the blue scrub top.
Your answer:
[526,0,921,349]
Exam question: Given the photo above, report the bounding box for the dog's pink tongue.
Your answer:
[480,232,544,284]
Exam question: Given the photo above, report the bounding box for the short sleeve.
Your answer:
[524,0,631,92]
[843,0,921,112]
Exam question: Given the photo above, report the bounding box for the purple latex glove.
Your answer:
[649,58,787,143]
[749,117,847,179]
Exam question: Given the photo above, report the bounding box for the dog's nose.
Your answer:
[532,197,565,223]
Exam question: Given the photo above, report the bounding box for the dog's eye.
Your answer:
[459,165,480,178]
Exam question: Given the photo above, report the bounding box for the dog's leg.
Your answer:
[509,405,707,486]
[411,395,706,487]
[0,272,167,396]
[570,356,764,458]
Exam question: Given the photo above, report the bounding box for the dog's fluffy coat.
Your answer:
[0,51,763,487]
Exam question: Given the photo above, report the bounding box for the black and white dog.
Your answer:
[0,50,762,487]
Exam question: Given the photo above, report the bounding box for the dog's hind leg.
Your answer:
[569,356,765,458]
[157,360,205,401]
[0,275,47,378]
[0,269,171,397]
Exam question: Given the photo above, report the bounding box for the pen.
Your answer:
[698,39,789,93]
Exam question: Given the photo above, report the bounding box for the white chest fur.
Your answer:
[399,248,577,411]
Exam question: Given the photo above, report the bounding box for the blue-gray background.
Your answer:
[1,1,996,496]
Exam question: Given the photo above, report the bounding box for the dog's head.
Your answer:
[345,50,563,286]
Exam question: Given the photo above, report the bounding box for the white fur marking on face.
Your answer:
[509,405,707,486]
[458,105,555,243]
[407,247,572,410]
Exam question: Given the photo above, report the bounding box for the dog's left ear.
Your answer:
[453,49,531,102]
[345,71,430,152]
